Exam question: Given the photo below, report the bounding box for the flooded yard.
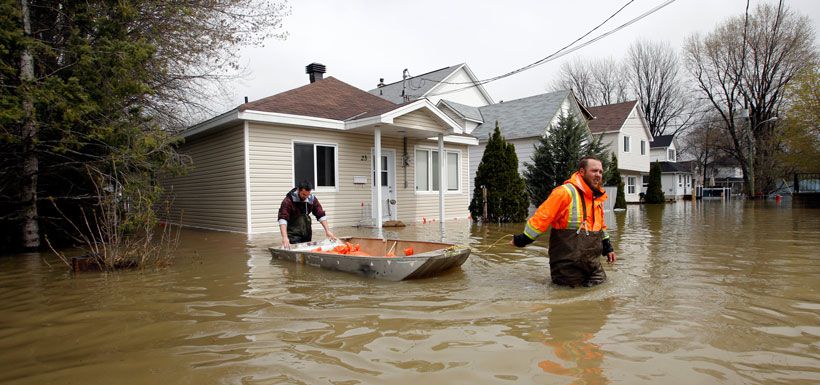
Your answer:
[1,199,818,384]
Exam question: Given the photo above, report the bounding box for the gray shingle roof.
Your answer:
[438,99,483,122]
[368,65,462,104]
[651,135,674,148]
[471,90,571,141]
[658,161,691,173]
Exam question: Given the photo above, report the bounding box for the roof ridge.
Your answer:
[377,64,460,88]
[479,89,569,109]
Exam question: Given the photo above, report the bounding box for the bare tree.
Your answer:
[626,40,695,138]
[680,116,724,187]
[551,57,630,107]
[684,1,816,195]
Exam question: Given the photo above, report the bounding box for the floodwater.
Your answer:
[1,199,819,385]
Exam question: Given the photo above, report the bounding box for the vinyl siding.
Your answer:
[617,109,651,173]
[424,68,492,106]
[247,122,471,234]
[160,125,247,232]
[392,110,446,133]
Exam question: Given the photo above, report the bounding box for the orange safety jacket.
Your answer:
[523,171,610,241]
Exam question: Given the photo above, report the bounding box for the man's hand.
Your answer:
[281,239,291,249]
[606,252,617,264]
[326,230,337,241]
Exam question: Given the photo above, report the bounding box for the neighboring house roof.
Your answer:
[651,134,675,148]
[586,100,654,140]
[471,90,591,141]
[438,99,483,123]
[658,161,690,173]
[239,77,397,121]
[183,75,472,142]
[368,63,494,105]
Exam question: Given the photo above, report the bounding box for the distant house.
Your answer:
[650,135,693,200]
[370,63,494,109]
[372,65,593,201]
[706,156,745,194]
[468,90,593,190]
[587,101,653,203]
[162,64,477,234]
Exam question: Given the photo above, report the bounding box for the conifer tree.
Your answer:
[469,122,528,222]
[606,153,627,209]
[645,161,665,203]
[523,113,608,207]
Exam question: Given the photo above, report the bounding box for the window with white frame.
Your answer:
[642,175,648,189]
[668,148,676,162]
[627,176,637,194]
[678,175,683,188]
[415,148,460,192]
[293,142,337,189]
[623,136,631,152]
[640,140,646,155]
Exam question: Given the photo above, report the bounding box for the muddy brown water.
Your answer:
[1,200,819,384]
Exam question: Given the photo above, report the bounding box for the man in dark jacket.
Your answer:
[278,180,336,248]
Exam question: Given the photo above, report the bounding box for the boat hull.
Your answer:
[268,237,470,281]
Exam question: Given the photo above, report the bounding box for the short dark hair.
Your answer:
[579,156,602,169]
[297,180,314,190]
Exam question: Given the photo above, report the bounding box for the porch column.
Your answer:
[374,126,382,229]
[438,133,445,224]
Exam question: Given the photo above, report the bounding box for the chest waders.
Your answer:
[286,202,312,244]
[548,184,606,287]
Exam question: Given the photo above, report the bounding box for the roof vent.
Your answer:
[306,63,326,83]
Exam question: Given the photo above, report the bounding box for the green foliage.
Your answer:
[606,153,627,209]
[523,113,609,207]
[645,162,665,203]
[469,122,529,223]
[614,179,627,209]
[779,63,820,173]
[0,1,287,252]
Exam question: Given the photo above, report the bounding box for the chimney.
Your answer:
[306,63,326,83]
[377,78,385,88]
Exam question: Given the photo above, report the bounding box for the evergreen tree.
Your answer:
[606,153,627,209]
[645,161,665,203]
[523,113,608,207]
[469,122,528,223]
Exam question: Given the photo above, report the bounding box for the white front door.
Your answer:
[371,149,397,222]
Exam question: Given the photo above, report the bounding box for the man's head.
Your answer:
[297,180,314,201]
[578,156,603,189]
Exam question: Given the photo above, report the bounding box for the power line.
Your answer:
[425,0,677,98]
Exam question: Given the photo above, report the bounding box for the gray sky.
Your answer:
[231,0,819,107]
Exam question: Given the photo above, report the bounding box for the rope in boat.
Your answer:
[468,233,515,253]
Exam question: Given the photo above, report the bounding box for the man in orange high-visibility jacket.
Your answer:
[512,156,617,287]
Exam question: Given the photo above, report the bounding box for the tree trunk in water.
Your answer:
[19,0,39,248]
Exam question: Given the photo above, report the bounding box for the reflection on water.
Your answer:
[1,199,819,384]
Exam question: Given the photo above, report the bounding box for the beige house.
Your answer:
[162,64,477,234]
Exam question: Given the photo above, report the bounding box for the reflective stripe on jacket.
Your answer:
[523,171,610,241]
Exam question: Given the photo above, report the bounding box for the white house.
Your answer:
[161,64,478,234]
[370,63,494,111]
[467,90,594,200]
[370,64,594,203]
[650,135,693,200]
[587,101,653,203]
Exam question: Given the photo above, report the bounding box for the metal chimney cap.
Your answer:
[305,63,326,74]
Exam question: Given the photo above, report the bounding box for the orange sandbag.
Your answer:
[312,247,323,252]
[333,244,350,254]
[403,247,414,256]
